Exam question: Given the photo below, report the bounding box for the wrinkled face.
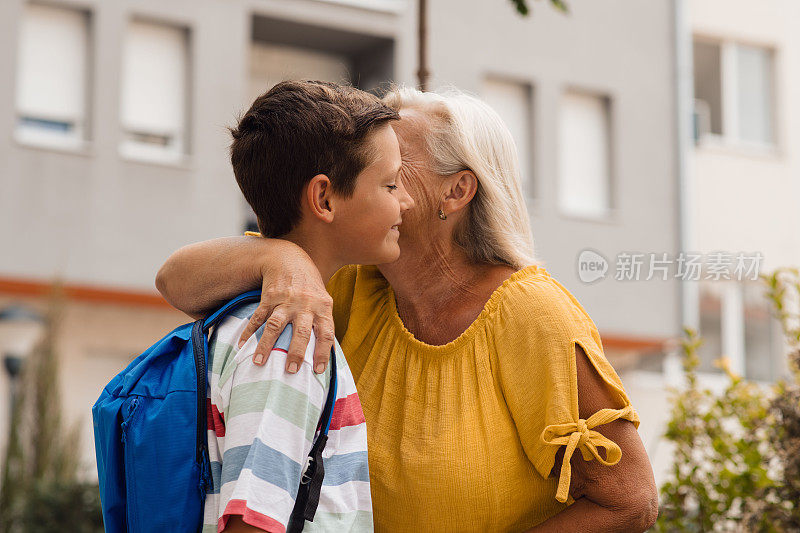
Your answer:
[330,123,414,265]
[389,109,442,253]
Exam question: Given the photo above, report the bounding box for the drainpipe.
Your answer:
[417,0,429,91]
[667,0,698,386]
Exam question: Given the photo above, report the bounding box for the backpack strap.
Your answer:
[193,290,263,492]
[287,347,338,533]
[201,290,262,332]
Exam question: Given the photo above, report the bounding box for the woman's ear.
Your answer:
[306,174,335,223]
[441,170,478,215]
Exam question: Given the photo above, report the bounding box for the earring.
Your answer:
[438,209,447,220]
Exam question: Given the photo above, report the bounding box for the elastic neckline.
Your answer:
[385,264,543,355]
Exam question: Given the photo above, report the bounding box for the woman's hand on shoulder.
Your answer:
[155,236,335,374]
[241,250,335,374]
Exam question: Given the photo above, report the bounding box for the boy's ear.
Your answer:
[306,174,335,223]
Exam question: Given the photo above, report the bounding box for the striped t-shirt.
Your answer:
[202,302,373,532]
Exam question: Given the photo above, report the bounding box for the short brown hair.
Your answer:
[230,80,400,237]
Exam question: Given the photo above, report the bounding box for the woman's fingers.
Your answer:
[254,306,291,366]
[238,303,272,359]
[312,316,335,374]
[242,257,334,372]
[286,315,313,373]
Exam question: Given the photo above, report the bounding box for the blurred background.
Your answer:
[0,0,798,529]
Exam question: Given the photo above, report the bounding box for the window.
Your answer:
[482,78,534,196]
[698,281,724,374]
[743,281,784,381]
[248,42,350,105]
[736,45,774,145]
[699,280,785,381]
[558,91,612,219]
[120,20,190,163]
[15,4,90,149]
[693,39,775,145]
[313,0,406,12]
[693,41,722,137]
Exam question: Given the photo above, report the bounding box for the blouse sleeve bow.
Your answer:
[540,404,637,503]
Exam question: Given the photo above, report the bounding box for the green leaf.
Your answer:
[509,0,529,16]
[508,0,569,17]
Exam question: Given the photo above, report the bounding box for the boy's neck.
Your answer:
[282,226,341,283]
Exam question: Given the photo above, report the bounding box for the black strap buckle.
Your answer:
[300,456,315,485]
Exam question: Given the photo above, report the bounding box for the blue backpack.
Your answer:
[92,291,337,532]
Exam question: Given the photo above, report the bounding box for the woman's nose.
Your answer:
[400,182,414,211]
[399,185,415,212]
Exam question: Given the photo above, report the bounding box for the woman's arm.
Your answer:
[526,345,659,532]
[155,236,335,374]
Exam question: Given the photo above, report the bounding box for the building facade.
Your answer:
[689,0,800,383]
[0,0,680,482]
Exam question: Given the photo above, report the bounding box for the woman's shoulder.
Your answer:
[327,265,391,341]
[488,264,613,386]
[489,265,634,412]
[492,265,595,333]
[327,265,388,296]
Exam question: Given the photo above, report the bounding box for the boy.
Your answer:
[203,80,413,532]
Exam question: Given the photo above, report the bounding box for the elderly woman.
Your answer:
[157,86,658,531]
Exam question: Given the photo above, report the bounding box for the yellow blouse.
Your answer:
[327,264,639,532]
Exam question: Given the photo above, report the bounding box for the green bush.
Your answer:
[656,268,800,532]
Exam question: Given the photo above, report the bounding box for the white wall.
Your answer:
[690,0,800,272]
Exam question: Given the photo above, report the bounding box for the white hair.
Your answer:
[383,85,540,270]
